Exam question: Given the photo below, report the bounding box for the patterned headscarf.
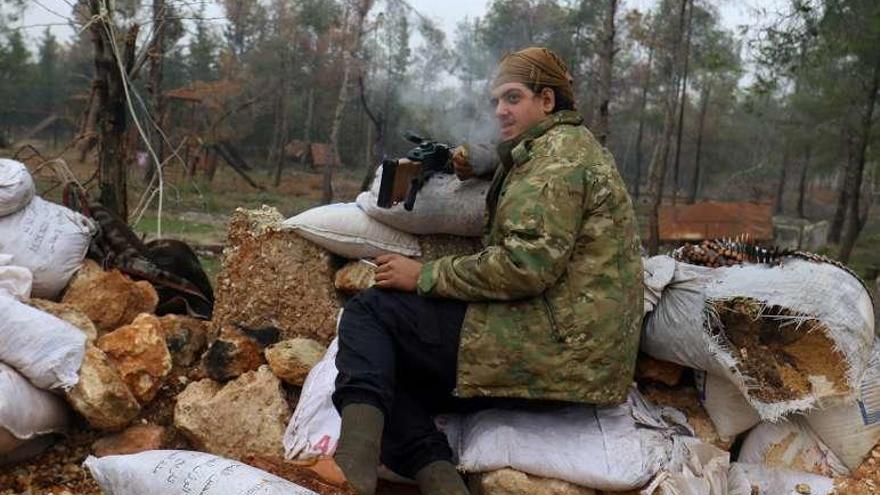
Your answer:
[492,47,575,105]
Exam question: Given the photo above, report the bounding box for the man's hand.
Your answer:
[374,254,423,292]
[452,146,475,180]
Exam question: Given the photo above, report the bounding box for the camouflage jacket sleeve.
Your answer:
[418,157,586,301]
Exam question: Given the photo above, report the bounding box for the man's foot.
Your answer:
[333,403,384,495]
[415,460,470,495]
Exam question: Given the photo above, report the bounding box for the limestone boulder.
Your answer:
[92,424,167,457]
[174,365,290,459]
[158,315,211,367]
[470,469,597,495]
[212,207,341,345]
[28,299,98,341]
[96,313,172,404]
[265,338,326,386]
[65,343,140,431]
[62,260,158,333]
[202,325,277,382]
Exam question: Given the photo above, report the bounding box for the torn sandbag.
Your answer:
[805,339,880,470]
[738,418,849,477]
[643,256,874,420]
[727,463,834,495]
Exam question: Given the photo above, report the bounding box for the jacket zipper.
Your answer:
[542,293,560,338]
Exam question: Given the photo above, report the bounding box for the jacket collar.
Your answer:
[497,110,584,168]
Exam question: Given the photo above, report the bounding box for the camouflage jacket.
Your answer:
[417,111,643,405]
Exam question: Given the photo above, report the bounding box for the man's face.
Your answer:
[490,82,555,141]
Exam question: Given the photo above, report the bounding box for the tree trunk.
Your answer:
[594,0,617,146]
[838,53,880,261]
[90,0,137,221]
[646,0,688,254]
[687,82,710,204]
[829,132,855,244]
[671,0,694,205]
[632,44,654,200]
[773,150,790,215]
[324,1,372,205]
[796,144,811,218]
[304,86,315,144]
[145,0,166,185]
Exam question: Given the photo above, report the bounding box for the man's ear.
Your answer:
[540,87,556,114]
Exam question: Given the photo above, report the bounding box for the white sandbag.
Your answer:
[727,463,834,495]
[643,255,676,315]
[84,450,318,495]
[0,253,32,301]
[282,203,421,259]
[0,291,86,390]
[0,362,69,457]
[0,159,35,217]
[456,390,677,491]
[0,196,96,299]
[284,337,340,460]
[738,419,848,477]
[694,370,760,440]
[642,437,729,495]
[356,166,489,236]
[643,256,874,420]
[805,340,880,470]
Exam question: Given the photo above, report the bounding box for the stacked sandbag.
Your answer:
[85,450,318,494]
[0,363,70,462]
[0,159,95,299]
[642,255,874,421]
[356,164,490,237]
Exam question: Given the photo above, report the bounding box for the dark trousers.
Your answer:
[333,287,467,478]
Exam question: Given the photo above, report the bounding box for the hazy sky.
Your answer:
[16,0,787,56]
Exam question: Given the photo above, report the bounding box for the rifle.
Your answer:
[376,131,454,211]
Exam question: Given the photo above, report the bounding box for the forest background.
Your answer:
[0,0,878,278]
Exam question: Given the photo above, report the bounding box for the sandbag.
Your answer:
[0,196,95,299]
[0,253,32,301]
[805,339,880,470]
[738,419,848,477]
[456,390,678,491]
[643,255,675,315]
[0,158,35,217]
[84,450,318,495]
[0,362,69,458]
[282,203,421,259]
[642,436,729,495]
[727,463,834,495]
[643,255,874,421]
[0,291,87,390]
[356,166,489,236]
[694,370,760,440]
[283,337,341,461]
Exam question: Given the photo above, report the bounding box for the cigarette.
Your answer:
[359,259,378,268]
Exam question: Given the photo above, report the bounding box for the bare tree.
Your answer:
[671,0,693,205]
[687,82,710,204]
[324,0,374,204]
[145,0,166,184]
[594,0,617,146]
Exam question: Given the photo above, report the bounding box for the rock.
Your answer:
[158,315,211,367]
[65,343,141,431]
[28,299,98,341]
[96,314,172,404]
[265,338,326,386]
[636,354,685,387]
[212,207,341,345]
[334,261,375,293]
[202,325,277,382]
[470,469,597,495]
[174,365,290,459]
[62,260,159,333]
[92,424,167,457]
